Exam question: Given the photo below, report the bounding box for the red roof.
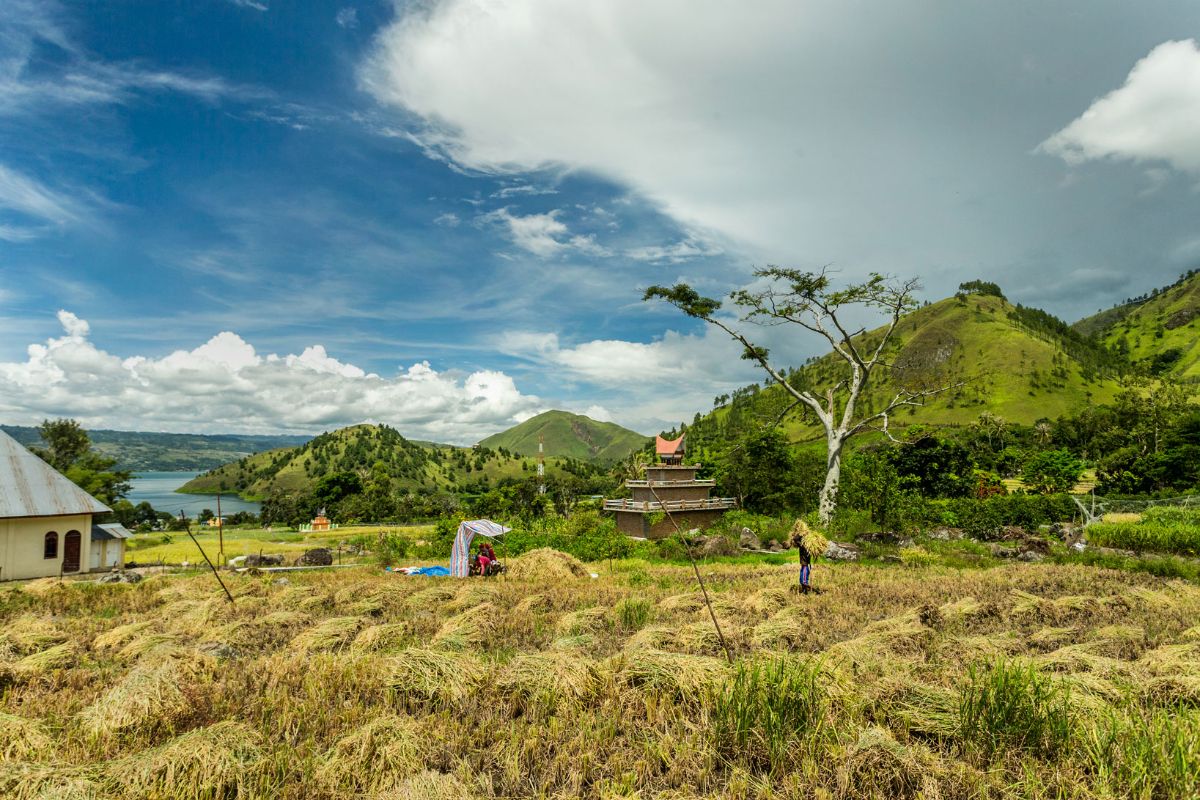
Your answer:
[656,434,685,455]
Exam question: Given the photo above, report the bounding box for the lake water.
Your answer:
[128,472,263,516]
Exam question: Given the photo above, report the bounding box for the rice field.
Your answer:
[1,550,1199,799]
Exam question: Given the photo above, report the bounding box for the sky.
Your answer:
[1,0,1199,443]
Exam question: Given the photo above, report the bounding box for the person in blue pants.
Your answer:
[797,543,812,594]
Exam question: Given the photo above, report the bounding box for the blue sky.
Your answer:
[2,1,1200,442]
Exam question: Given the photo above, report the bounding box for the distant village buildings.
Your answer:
[0,429,131,581]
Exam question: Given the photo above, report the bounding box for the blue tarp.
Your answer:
[386,565,452,576]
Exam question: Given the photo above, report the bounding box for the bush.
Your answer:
[909,494,1078,536]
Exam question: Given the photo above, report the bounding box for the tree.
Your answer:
[33,419,91,472]
[645,268,963,523]
[1021,449,1082,495]
[33,418,132,506]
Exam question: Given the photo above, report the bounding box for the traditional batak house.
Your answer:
[0,429,115,581]
[605,433,736,538]
[310,509,332,532]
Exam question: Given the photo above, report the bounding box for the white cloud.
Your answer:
[356,0,882,259]
[433,212,460,226]
[1039,40,1200,173]
[336,7,359,28]
[475,207,613,257]
[0,312,544,443]
[227,0,269,11]
[0,163,84,228]
[491,184,557,198]
[625,238,721,263]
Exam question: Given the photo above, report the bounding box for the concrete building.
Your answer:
[0,429,111,581]
[605,434,737,539]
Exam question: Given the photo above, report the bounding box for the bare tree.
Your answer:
[645,267,964,523]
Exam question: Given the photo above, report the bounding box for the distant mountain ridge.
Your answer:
[478,410,650,462]
[0,425,312,472]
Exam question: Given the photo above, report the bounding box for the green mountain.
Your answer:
[478,410,650,462]
[684,290,1128,450]
[1072,271,1200,379]
[0,426,311,472]
[179,423,587,499]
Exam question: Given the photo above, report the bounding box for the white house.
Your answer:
[0,429,112,581]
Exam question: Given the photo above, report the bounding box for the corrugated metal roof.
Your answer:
[0,429,110,518]
[92,523,133,540]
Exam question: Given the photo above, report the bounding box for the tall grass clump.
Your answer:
[711,656,828,773]
[615,596,651,631]
[957,659,1075,761]
[105,721,262,800]
[1082,707,1200,798]
[1088,518,1200,556]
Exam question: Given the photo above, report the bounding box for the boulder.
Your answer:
[245,553,284,568]
[927,526,965,542]
[824,541,862,561]
[700,535,739,557]
[95,570,142,585]
[272,577,292,587]
[989,544,1017,559]
[739,528,764,551]
[857,530,911,545]
[295,548,334,567]
[767,539,785,553]
[1018,550,1046,563]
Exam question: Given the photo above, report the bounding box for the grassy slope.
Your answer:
[179,424,570,498]
[478,409,650,461]
[1085,275,1200,379]
[702,293,1123,444]
[3,555,1197,799]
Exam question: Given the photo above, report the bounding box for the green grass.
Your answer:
[478,409,649,461]
[1087,521,1200,556]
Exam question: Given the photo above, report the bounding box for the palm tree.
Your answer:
[1035,422,1053,445]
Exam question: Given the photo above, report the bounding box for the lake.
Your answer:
[127,472,263,516]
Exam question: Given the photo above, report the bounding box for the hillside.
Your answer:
[0,426,311,471]
[685,291,1127,450]
[478,410,650,462]
[179,423,587,499]
[1074,271,1200,380]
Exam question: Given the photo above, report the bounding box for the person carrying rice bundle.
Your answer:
[790,519,828,595]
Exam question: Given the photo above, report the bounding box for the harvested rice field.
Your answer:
[2,551,1199,799]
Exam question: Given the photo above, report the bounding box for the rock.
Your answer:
[824,541,862,561]
[1070,541,1087,553]
[857,530,910,545]
[768,540,784,553]
[880,555,902,564]
[989,544,1017,559]
[700,536,739,557]
[1018,550,1046,563]
[1092,546,1137,559]
[928,527,965,542]
[295,548,333,567]
[1019,537,1052,556]
[245,553,284,567]
[95,570,142,584]
[739,528,764,551]
[272,577,292,587]
[195,640,237,659]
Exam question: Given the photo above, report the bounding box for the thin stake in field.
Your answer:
[183,511,235,605]
[648,482,732,664]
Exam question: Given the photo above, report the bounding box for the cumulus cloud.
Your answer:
[476,207,610,257]
[0,312,545,443]
[1039,40,1200,173]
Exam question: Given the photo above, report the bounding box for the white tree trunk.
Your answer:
[818,434,845,525]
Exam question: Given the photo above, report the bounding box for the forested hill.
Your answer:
[478,410,650,461]
[0,426,311,472]
[1071,269,1200,380]
[675,288,1128,452]
[179,423,596,499]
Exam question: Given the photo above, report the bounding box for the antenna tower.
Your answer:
[537,434,546,495]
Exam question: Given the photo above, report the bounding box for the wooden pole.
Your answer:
[186,522,235,605]
[648,481,732,664]
[216,490,225,565]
